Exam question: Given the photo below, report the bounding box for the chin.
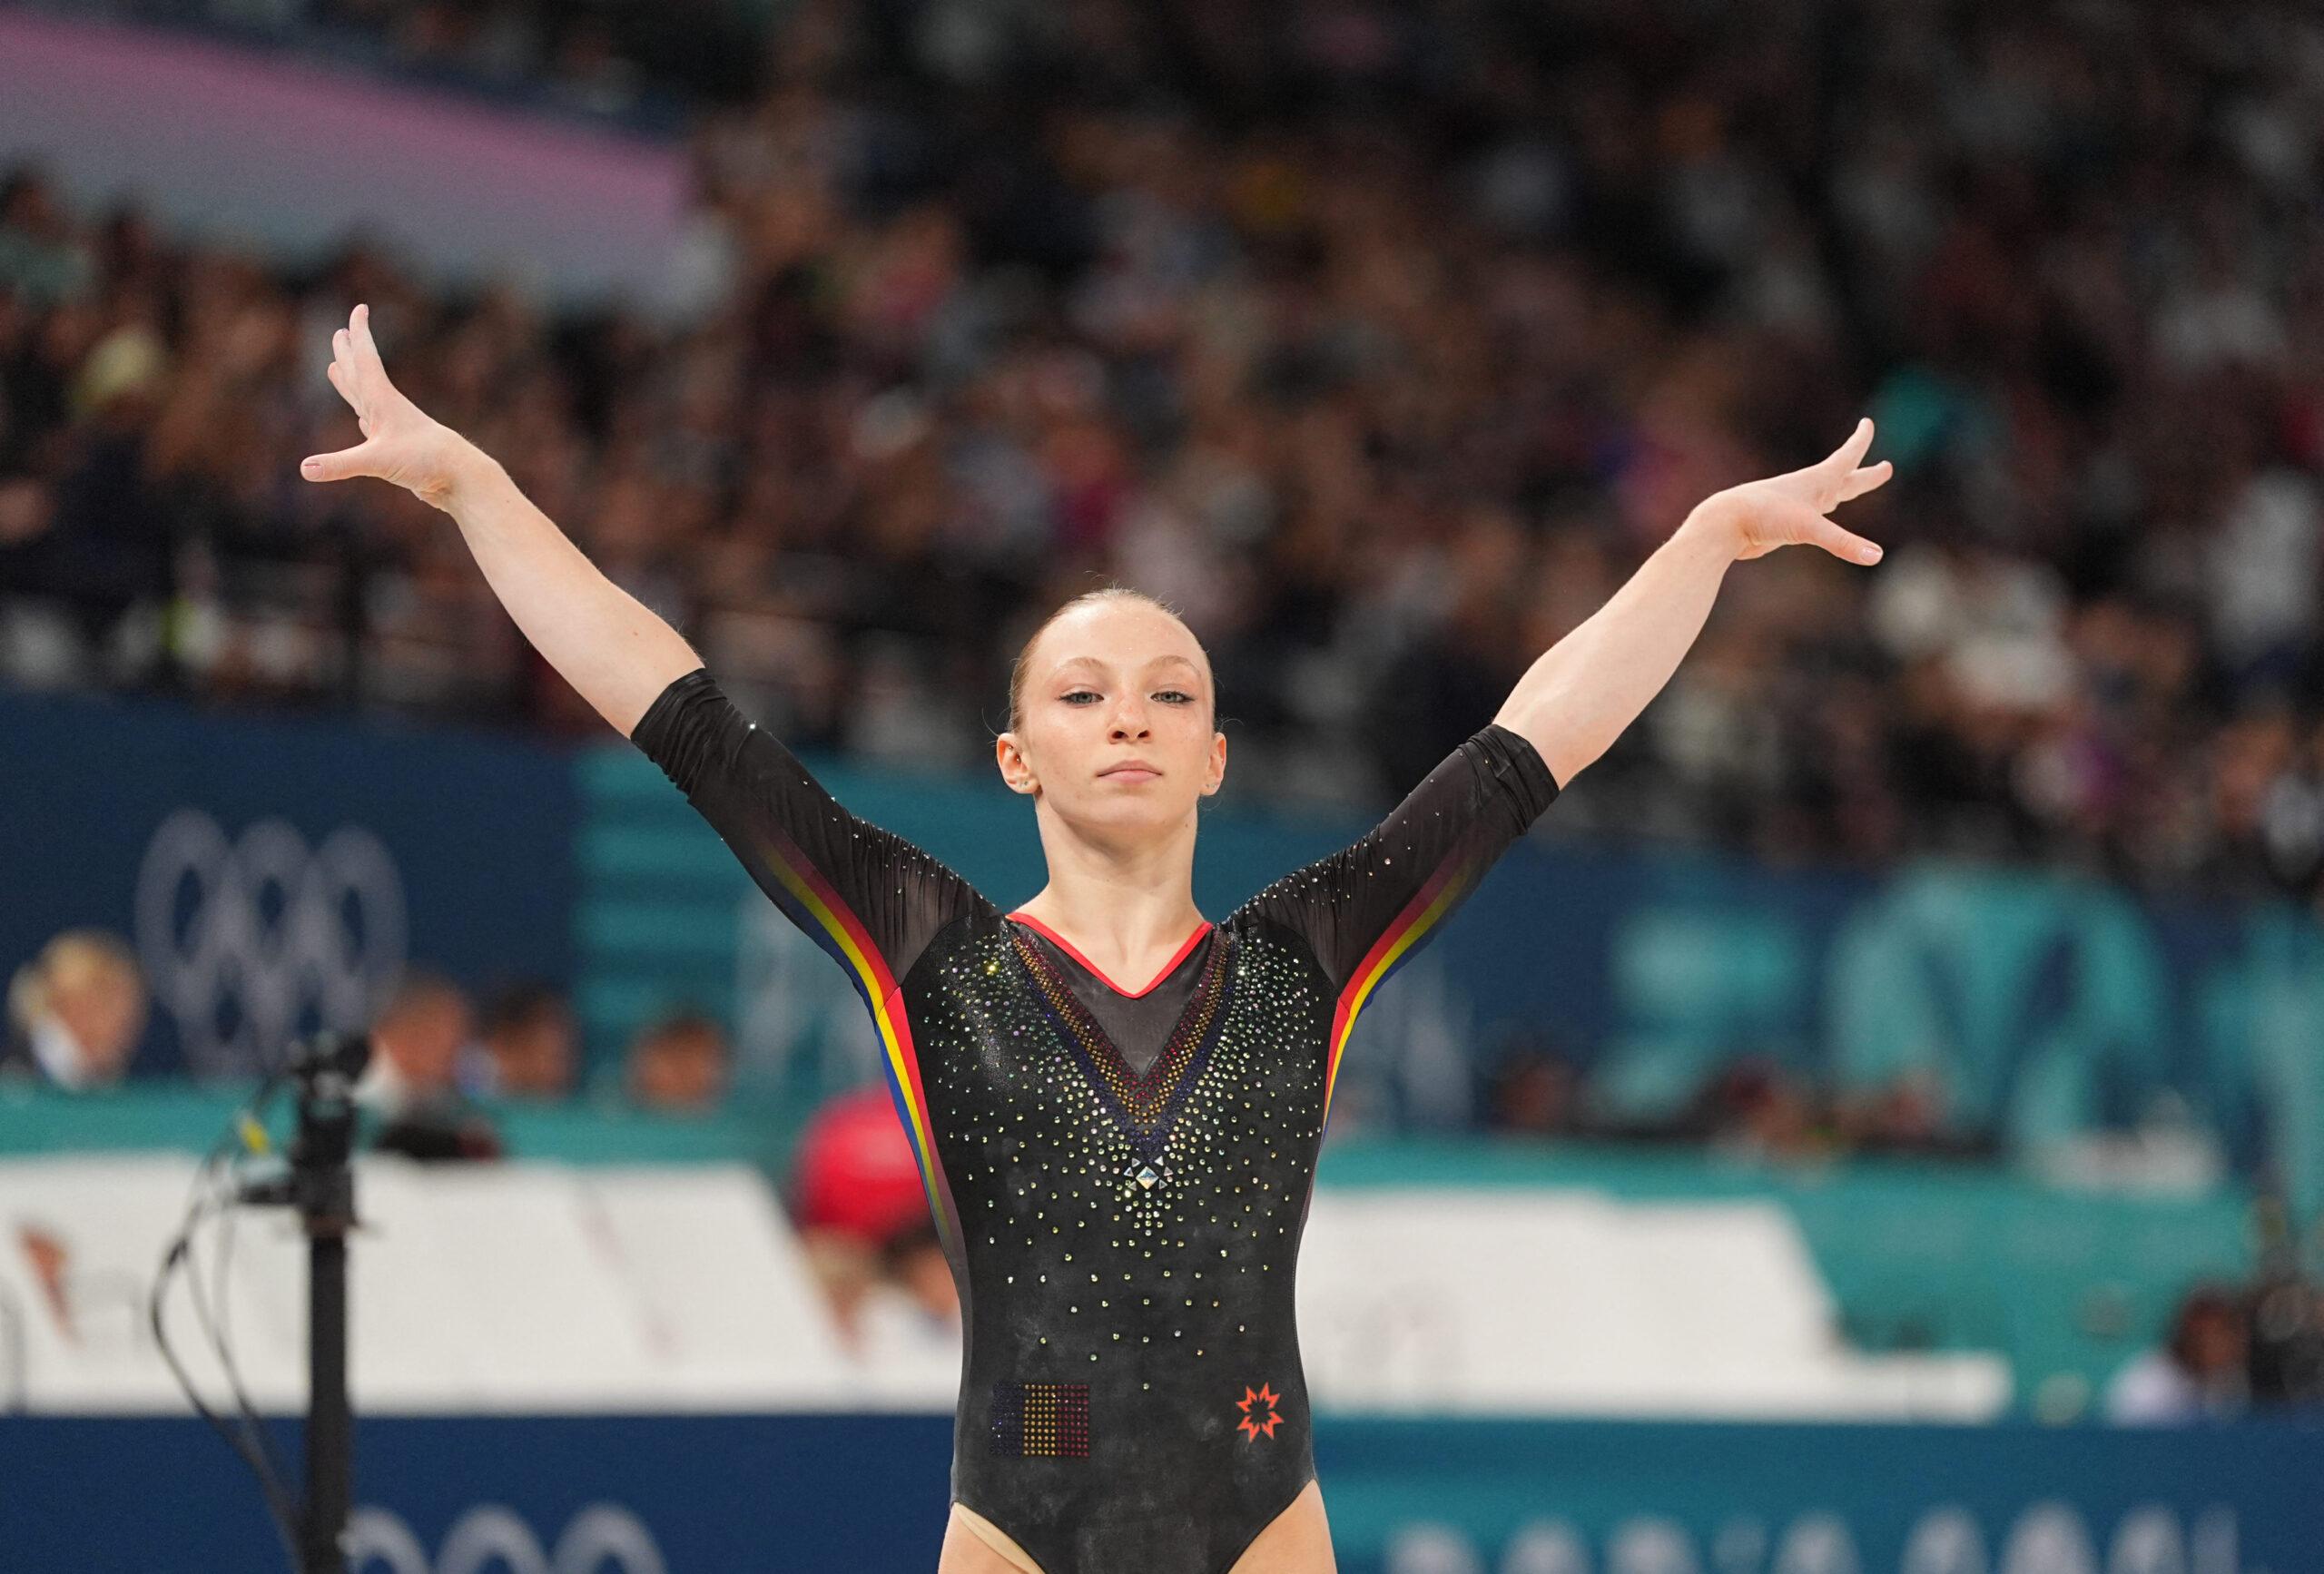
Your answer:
[1076,793,1191,830]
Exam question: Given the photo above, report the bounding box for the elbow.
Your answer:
[1493,694,1598,791]
[1540,742,1591,792]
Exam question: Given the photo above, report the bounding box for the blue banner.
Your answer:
[3,1414,2317,1572]
[0,689,576,1077]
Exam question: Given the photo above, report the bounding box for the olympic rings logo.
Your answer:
[345,1503,665,1574]
[133,810,408,1077]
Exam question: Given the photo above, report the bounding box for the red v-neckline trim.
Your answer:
[1004,911,1214,998]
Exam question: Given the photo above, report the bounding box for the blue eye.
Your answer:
[1062,690,1099,703]
[1157,691,1194,703]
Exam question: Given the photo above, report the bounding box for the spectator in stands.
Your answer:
[360,969,503,1160]
[0,928,145,1088]
[1687,1057,1828,1164]
[1836,1067,1998,1161]
[1481,1026,1583,1139]
[2105,1284,2250,1423]
[623,1008,728,1113]
[788,1084,960,1370]
[468,979,575,1099]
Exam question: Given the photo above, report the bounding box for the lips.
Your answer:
[1100,762,1160,781]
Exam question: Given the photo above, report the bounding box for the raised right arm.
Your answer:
[300,302,698,736]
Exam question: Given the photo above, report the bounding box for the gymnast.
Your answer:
[302,300,1888,1573]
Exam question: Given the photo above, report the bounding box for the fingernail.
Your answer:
[301,457,320,474]
[1862,544,1882,563]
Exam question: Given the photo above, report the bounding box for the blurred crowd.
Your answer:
[1479,1022,1998,1166]
[352,967,734,1159]
[6,0,2324,916]
[1,928,736,1154]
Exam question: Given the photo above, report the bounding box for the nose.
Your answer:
[1108,695,1150,739]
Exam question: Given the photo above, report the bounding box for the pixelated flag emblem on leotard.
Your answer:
[1236,1382,1283,1441]
[990,1382,1091,1458]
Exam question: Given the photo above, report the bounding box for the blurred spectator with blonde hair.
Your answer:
[2,928,146,1089]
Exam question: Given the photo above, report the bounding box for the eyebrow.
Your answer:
[1052,655,1200,678]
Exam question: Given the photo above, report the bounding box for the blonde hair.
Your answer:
[1005,585,1216,734]
[7,930,142,1032]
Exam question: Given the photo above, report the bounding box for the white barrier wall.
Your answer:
[0,1156,881,1414]
[1295,1189,2007,1418]
[0,1156,2005,1419]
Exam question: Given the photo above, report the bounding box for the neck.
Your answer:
[1011,848,1207,986]
[1025,797,1202,920]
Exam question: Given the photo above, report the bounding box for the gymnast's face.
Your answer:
[997,601,1226,845]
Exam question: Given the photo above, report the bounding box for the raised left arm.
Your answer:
[1493,418,1893,789]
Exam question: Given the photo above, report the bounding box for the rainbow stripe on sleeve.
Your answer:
[747,828,964,1262]
[1319,847,1485,1132]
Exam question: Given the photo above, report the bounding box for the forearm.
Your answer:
[1492,507,1739,788]
[439,444,703,737]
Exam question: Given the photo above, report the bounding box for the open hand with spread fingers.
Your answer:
[1689,418,1893,566]
[300,302,479,512]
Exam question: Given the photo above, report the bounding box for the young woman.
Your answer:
[303,302,1889,1574]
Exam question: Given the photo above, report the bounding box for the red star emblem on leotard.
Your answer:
[1235,1382,1283,1441]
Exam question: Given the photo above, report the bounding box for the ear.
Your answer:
[1202,730,1226,795]
[995,731,1039,794]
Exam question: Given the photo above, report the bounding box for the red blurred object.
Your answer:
[791,1084,930,1244]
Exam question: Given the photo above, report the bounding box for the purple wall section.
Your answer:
[0,10,689,303]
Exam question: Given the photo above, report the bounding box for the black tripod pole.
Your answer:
[289,1036,364,1574]
[304,1229,350,1574]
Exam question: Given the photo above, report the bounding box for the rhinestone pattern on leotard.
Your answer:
[1008,921,1234,1186]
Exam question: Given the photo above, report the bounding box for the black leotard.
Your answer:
[633,668,1561,1574]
